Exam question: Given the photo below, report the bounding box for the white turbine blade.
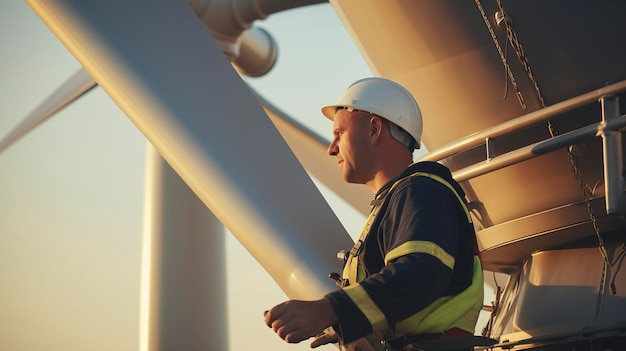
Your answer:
[27,0,353,300]
[0,68,96,153]
[256,92,372,216]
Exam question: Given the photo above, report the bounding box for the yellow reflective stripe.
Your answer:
[409,172,472,223]
[343,283,389,331]
[384,240,455,269]
[394,256,484,335]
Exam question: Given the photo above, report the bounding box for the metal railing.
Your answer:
[418,80,626,214]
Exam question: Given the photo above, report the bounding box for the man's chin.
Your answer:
[342,174,363,185]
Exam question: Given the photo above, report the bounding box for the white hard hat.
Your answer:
[321,77,422,150]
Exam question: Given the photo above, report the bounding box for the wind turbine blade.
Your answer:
[0,68,96,153]
[27,0,353,300]
[256,91,372,216]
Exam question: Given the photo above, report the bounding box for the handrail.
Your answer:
[451,114,626,183]
[417,80,626,215]
[419,79,626,163]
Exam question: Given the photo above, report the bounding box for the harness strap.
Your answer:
[342,171,471,286]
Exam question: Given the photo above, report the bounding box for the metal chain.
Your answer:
[492,0,610,268]
[481,272,502,337]
[491,0,615,328]
[495,0,546,109]
[474,0,526,109]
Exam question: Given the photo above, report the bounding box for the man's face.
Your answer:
[327,109,373,184]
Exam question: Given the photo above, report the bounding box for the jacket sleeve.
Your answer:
[325,180,461,343]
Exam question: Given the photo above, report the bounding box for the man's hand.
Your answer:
[264,298,338,347]
[310,327,340,348]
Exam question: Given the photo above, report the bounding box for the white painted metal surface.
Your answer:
[26,0,353,302]
[599,96,625,214]
[140,145,228,351]
[0,69,95,153]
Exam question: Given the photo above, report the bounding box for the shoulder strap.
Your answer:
[342,171,471,286]
[408,172,472,223]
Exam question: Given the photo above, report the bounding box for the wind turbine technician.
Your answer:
[264,77,484,351]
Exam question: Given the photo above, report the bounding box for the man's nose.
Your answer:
[327,141,338,156]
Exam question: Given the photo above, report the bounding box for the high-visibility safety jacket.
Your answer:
[325,162,484,344]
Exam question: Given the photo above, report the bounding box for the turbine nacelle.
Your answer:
[190,0,325,77]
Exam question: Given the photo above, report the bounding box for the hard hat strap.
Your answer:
[389,122,416,151]
[337,106,417,150]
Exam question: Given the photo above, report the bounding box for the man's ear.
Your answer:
[369,116,384,141]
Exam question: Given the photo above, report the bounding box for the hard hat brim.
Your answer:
[321,104,377,121]
[321,104,342,121]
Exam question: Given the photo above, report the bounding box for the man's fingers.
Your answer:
[263,303,287,328]
[271,316,308,344]
[282,330,306,344]
[275,320,302,342]
[264,299,334,345]
[272,319,284,333]
[265,310,298,340]
[310,330,339,348]
[263,310,274,328]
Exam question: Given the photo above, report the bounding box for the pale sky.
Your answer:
[0,2,372,351]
